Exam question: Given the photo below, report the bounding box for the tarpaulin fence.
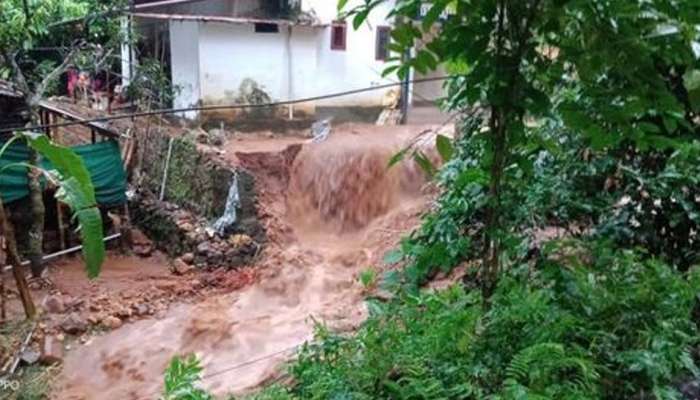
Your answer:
[0,139,127,205]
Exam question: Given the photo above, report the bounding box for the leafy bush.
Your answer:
[163,355,213,400]
[252,243,700,400]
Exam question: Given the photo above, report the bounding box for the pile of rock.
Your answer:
[131,195,261,270]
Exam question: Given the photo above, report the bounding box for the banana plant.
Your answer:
[0,132,104,318]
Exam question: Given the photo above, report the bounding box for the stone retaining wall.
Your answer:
[131,128,265,268]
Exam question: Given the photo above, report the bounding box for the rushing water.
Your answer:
[54,125,438,399]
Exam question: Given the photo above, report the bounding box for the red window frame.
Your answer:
[331,21,347,51]
[375,26,391,60]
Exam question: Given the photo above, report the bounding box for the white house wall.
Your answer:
[303,0,398,107]
[169,20,201,119]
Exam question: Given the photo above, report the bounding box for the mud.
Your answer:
[52,123,448,399]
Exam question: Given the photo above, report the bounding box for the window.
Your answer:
[331,21,347,50]
[255,23,279,33]
[375,26,391,60]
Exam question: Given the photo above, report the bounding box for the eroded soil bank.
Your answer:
[52,123,446,399]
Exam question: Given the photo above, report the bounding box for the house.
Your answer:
[123,0,447,122]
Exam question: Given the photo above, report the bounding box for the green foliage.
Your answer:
[163,355,214,400]
[127,58,180,109]
[0,133,104,278]
[251,243,700,400]
[21,132,104,278]
[358,267,378,290]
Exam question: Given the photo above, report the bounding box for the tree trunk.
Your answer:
[27,147,45,279]
[0,198,36,319]
[481,108,507,302]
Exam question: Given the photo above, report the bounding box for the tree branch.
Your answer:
[2,51,31,97]
[30,45,82,106]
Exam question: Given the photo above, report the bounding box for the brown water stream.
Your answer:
[54,125,438,399]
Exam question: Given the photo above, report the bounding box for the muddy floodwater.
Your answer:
[54,124,445,399]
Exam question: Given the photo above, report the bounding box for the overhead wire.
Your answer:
[0,76,457,134]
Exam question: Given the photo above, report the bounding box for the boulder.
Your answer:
[181,253,195,264]
[60,313,88,335]
[40,336,64,365]
[173,258,195,275]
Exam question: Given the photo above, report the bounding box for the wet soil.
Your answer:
[48,123,447,399]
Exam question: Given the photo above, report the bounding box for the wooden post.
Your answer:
[54,118,66,250]
[0,199,36,319]
[1,236,5,324]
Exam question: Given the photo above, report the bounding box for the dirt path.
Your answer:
[52,124,444,399]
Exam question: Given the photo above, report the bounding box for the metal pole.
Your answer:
[160,137,175,201]
[2,233,122,272]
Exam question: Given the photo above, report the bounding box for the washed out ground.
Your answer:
[2,120,451,399]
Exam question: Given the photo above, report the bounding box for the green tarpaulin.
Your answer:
[0,139,127,206]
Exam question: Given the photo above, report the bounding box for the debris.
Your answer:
[311,118,332,143]
[130,228,154,257]
[60,313,88,335]
[40,336,64,365]
[102,316,123,330]
[133,303,151,316]
[181,252,195,264]
[20,349,40,365]
[208,129,225,146]
[172,258,195,275]
[43,294,66,314]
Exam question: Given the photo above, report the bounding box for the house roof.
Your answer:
[0,80,24,99]
[130,12,328,27]
[133,0,210,10]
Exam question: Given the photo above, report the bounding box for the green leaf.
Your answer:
[353,8,370,30]
[413,150,437,177]
[435,134,454,162]
[337,0,349,12]
[22,132,96,204]
[22,132,104,278]
[383,249,403,265]
[683,69,700,92]
[388,147,409,168]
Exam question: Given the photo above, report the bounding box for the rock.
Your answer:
[115,307,133,319]
[197,241,212,256]
[179,222,194,232]
[43,295,66,314]
[133,303,150,316]
[102,316,123,330]
[181,253,195,264]
[87,314,103,325]
[208,129,225,146]
[155,281,178,291]
[195,129,209,144]
[229,234,253,248]
[130,228,152,245]
[40,336,64,365]
[172,258,195,275]
[133,243,153,257]
[60,313,88,335]
[20,349,40,365]
[130,228,154,257]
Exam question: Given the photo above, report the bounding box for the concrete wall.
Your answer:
[302,0,398,107]
[164,0,402,119]
[169,20,201,119]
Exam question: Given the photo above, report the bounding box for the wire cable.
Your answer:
[0,76,457,134]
